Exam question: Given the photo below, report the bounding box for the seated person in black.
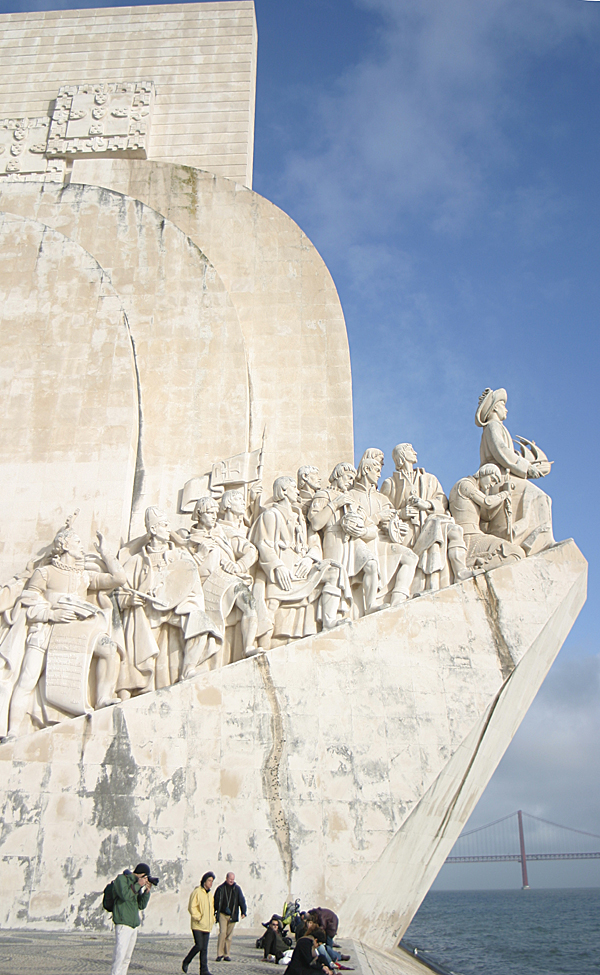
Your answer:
[263,917,292,963]
[293,912,315,942]
[286,927,333,974]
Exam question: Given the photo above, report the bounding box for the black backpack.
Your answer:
[102,880,116,912]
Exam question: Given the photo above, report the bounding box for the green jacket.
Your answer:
[112,872,150,928]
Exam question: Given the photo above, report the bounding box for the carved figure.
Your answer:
[250,476,349,645]
[309,462,383,615]
[297,466,322,520]
[217,491,273,651]
[184,495,267,670]
[117,507,220,697]
[347,449,418,609]
[381,444,471,591]
[449,465,525,571]
[475,388,555,554]
[0,560,39,737]
[476,388,547,479]
[5,524,126,738]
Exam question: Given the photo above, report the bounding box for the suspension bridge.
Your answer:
[445,810,600,888]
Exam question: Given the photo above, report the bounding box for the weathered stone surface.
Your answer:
[71,158,355,494]
[0,210,137,575]
[0,2,257,186]
[0,181,248,566]
[0,162,354,568]
[0,541,586,943]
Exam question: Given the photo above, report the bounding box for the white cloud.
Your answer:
[275,0,598,247]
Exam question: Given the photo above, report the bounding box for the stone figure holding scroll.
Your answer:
[117,507,220,696]
[250,476,349,645]
[381,443,471,591]
[449,464,525,572]
[475,388,555,554]
[346,448,418,610]
[5,522,126,738]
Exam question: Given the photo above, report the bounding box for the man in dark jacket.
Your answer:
[110,862,154,975]
[213,871,247,961]
[309,907,338,948]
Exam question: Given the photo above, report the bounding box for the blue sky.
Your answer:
[3,0,599,888]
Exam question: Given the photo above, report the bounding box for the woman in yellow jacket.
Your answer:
[182,871,215,975]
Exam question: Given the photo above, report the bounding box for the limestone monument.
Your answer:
[0,5,586,974]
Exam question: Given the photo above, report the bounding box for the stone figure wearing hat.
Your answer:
[474,388,555,555]
[476,387,544,479]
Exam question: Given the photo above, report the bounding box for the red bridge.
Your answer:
[445,810,600,888]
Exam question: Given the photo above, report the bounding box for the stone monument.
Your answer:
[0,5,586,974]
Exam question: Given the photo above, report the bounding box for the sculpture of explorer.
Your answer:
[117,507,220,696]
[347,448,418,609]
[308,461,381,617]
[250,476,350,645]
[449,464,525,572]
[5,523,126,738]
[184,494,270,670]
[381,443,471,591]
[475,387,555,555]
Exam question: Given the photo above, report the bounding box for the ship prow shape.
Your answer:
[0,540,587,967]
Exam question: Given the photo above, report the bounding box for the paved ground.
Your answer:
[0,931,358,975]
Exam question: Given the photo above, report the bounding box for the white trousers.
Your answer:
[111,924,138,975]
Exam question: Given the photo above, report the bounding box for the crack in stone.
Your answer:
[474,573,515,680]
[123,310,145,536]
[257,655,293,894]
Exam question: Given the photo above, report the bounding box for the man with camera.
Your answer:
[109,861,158,975]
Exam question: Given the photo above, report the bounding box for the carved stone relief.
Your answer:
[0,118,63,180]
[0,388,557,740]
[46,82,155,158]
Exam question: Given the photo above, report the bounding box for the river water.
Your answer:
[403,888,600,975]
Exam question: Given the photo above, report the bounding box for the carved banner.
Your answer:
[44,615,105,715]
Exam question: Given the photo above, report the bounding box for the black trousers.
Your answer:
[183,930,211,974]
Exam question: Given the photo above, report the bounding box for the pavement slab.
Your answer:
[0,931,358,975]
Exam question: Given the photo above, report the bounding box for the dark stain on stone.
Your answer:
[474,573,515,680]
[62,856,83,897]
[73,890,105,930]
[92,709,148,879]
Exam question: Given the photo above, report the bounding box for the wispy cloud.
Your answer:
[275,0,597,247]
